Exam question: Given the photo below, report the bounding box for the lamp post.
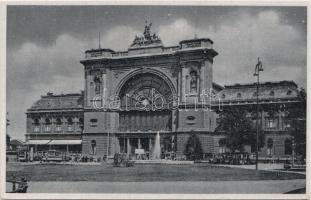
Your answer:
[253,57,263,172]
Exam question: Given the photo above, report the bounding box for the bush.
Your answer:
[184,133,203,161]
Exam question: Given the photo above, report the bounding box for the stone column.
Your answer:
[114,137,120,154]
[86,70,91,107]
[199,62,205,102]
[138,138,141,149]
[127,138,131,155]
[149,138,152,151]
[181,63,187,103]
[102,70,107,108]
[171,110,177,132]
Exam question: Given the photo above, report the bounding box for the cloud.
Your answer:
[158,11,306,87]
[158,19,195,45]
[101,25,140,50]
[7,34,87,140]
[7,25,141,140]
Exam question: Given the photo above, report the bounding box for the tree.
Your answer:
[184,133,203,160]
[285,88,306,160]
[216,107,265,153]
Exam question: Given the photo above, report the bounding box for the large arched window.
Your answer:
[91,140,96,155]
[55,118,62,132]
[267,138,273,156]
[67,117,73,132]
[45,118,51,132]
[284,138,292,155]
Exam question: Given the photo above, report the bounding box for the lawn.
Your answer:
[6,162,305,182]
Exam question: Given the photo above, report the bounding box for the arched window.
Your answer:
[45,118,51,132]
[219,138,227,154]
[222,94,226,99]
[94,75,102,95]
[237,93,242,98]
[189,71,198,93]
[284,138,292,155]
[33,118,40,132]
[267,138,273,155]
[78,118,84,131]
[270,91,275,96]
[91,140,96,155]
[55,118,62,132]
[67,117,73,132]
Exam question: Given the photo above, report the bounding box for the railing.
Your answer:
[112,51,129,57]
[162,46,179,52]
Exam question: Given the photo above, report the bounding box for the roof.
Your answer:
[217,81,300,102]
[179,38,214,45]
[85,48,115,54]
[28,92,84,111]
[10,139,24,146]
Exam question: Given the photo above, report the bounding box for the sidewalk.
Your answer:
[216,163,306,175]
[6,179,305,193]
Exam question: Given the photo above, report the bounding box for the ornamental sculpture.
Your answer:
[130,21,162,48]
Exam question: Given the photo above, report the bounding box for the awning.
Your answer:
[25,140,52,145]
[48,140,82,145]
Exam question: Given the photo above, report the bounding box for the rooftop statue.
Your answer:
[131,21,162,48]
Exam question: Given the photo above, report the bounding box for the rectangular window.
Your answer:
[265,118,277,129]
[55,125,62,132]
[33,126,40,132]
[67,124,74,132]
[283,119,292,130]
[90,118,98,127]
[45,125,51,132]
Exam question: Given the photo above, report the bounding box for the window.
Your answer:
[90,118,98,127]
[283,119,292,129]
[189,71,198,93]
[222,94,226,99]
[94,75,102,95]
[284,138,292,155]
[67,117,73,132]
[78,118,84,131]
[55,118,62,132]
[91,140,96,155]
[44,118,51,132]
[237,93,242,98]
[270,91,275,96]
[219,138,227,154]
[287,90,292,95]
[253,92,258,97]
[33,118,40,132]
[267,138,273,155]
[265,118,277,129]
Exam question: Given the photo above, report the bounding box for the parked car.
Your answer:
[18,151,28,162]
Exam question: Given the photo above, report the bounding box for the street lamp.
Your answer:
[253,57,263,172]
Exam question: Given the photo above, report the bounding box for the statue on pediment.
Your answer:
[130,21,162,48]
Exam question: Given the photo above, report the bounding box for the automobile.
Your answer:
[18,151,28,162]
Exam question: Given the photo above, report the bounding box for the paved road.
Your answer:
[6,179,305,193]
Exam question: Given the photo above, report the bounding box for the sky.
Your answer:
[6,6,307,140]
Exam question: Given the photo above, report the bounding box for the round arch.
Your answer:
[114,68,177,99]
